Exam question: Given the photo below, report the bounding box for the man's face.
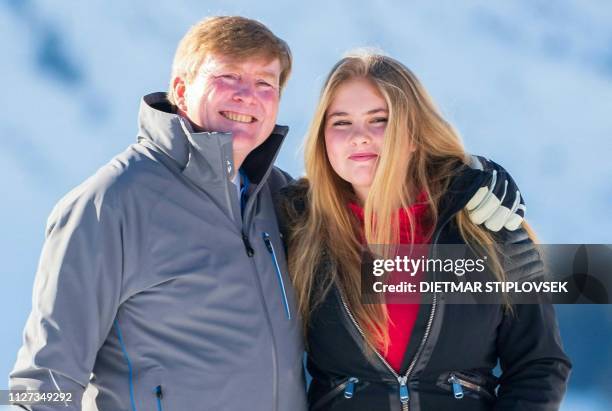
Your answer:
[176,53,282,166]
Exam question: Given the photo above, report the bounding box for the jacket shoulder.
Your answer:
[49,145,166,224]
[495,228,545,282]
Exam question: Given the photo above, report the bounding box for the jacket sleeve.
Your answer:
[494,228,572,411]
[9,188,124,410]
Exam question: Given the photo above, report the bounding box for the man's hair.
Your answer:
[167,16,292,105]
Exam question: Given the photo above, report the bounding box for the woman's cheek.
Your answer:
[370,124,386,139]
[324,131,347,174]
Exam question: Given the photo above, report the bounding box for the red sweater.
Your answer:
[348,195,430,373]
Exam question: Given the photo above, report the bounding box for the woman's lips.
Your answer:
[348,153,378,161]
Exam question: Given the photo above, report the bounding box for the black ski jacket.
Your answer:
[278,156,571,411]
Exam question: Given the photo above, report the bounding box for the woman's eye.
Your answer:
[372,117,388,124]
[332,120,351,127]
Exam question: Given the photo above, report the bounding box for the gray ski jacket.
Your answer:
[9,92,307,411]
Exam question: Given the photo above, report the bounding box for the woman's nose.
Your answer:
[349,127,371,145]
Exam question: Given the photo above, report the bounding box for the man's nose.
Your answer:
[232,81,256,104]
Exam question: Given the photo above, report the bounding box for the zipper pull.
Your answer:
[242,233,255,257]
[448,374,464,399]
[262,232,273,252]
[343,377,359,399]
[398,375,409,405]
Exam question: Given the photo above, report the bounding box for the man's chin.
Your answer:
[232,133,263,155]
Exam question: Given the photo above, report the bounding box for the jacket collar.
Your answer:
[137,92,288,189]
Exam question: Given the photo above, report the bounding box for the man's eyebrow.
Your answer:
[213,65,279,84]
[255,70,280,82]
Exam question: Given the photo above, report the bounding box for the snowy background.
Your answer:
[1,0,611,409]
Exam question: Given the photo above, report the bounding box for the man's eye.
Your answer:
[220,74,239,81]
[256,80,273,88]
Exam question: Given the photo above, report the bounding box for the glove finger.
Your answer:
[466,186,488,211]
[470,189,502,224]
[487,189,520,232]
[470,174,507,225]
[484,206,511,232]
[505,203,526,231]
[467,169,498,211]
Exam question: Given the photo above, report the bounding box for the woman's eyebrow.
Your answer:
[328,108,388,118]
[366,108,388,115]
[327,111,349,118]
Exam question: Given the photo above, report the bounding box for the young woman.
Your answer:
[279,52,571,410]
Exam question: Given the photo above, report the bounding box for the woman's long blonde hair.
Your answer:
[286,51,534,353]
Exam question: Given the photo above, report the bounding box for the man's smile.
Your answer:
[220,111,258,123]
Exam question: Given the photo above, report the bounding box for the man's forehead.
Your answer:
[201,53,281,77]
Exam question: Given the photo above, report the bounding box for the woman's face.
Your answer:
[324,78,388,203]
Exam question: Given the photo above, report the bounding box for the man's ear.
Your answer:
[172,77,188,112]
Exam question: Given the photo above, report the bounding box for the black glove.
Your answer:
[465,156,526,232]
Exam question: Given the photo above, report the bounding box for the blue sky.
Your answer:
[1,1,611,409]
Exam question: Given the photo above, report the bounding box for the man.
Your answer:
[10,16,306,411]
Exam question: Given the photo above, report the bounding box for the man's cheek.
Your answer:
[260,90,280,106]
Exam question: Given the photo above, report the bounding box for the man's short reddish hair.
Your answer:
[168,16,292,105]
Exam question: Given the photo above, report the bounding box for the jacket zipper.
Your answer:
[240,173,287,411]
[263,232,291,320]
[344,377,359,398]
[339,293,436,411]
[242,232,255,257]
[448,374,465,399]
[244,239,280,411]
[336,212,455,410]
[173,124,283,411]
[311,377,363,410]
[154,385,163,411]
[447,373,494,400]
